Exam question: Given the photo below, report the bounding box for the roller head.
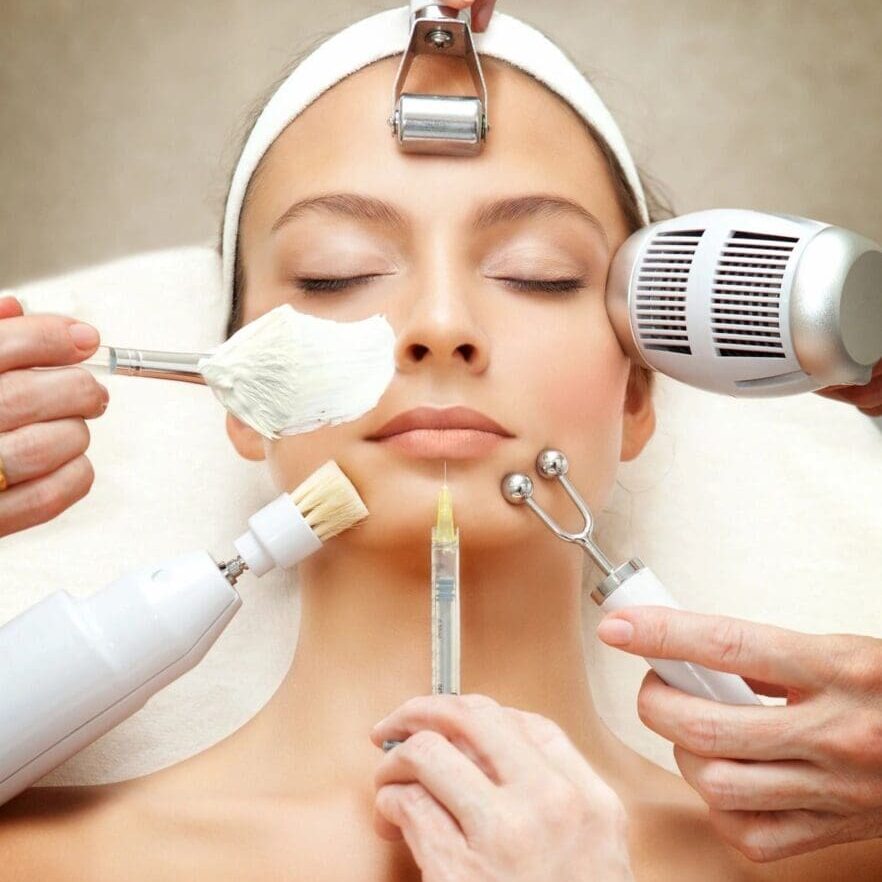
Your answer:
[501,473,534,504]
[606,208,882,397]
[535,449,568,479]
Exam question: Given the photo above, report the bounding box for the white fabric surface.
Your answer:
[1,245,880,785]
[220,4,649,311]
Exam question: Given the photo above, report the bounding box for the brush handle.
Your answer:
[81,344,211,385]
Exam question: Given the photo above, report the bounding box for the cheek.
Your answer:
[263,424,356,495]
[509,302,629,509]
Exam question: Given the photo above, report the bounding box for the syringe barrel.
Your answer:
[431,534,460,695]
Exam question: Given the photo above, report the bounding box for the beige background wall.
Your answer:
[1,0,881,287]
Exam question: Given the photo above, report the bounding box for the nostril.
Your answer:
[457,343,476,363]
[407,343,429,362]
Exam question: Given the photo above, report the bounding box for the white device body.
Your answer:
[606,209,882,397]
[0,489,321,808]
[0,552,241,806]
[598,566,761,705]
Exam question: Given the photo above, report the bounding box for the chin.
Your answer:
[306,439,541,552]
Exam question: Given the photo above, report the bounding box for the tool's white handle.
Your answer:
[599,566,761,705]
[0,552,241,807]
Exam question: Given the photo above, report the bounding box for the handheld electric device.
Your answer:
[502,449,761,706]
[389,2,489,155]
[607,209,882,397]
[0,462,367,807]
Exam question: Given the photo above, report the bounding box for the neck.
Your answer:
[233,533,627,797]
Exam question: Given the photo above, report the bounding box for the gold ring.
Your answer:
[0,453,7,492]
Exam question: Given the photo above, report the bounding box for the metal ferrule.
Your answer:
[591,558,645,605]
[109,347,208,385]
[218,555,249,587]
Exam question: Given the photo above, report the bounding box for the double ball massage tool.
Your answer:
[502,450,762,706]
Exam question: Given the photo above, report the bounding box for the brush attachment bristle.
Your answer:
[290,461,368,542]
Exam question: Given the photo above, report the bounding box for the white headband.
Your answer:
[221,4,649,312]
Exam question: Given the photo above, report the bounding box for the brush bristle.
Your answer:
[289,461,368,541]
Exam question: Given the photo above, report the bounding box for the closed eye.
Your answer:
[493,277,586,294]
[294,274,384,293]
[293,275,586,295]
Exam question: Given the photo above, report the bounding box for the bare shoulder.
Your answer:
[0,782,129,880]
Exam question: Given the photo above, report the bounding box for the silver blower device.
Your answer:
[606,209,882,396]
[389,2,489,155]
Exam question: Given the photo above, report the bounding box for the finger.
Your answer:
[374,782,469,870]
[0,419,92,489]
[708,807,856,863]
[597,607,825,690]
[471,0,497,30]
[0,296,24,319]
[374,727,498,838]
[507,709,608,797]
[372,693,538,786]
[0,367,108,433]
[0,315,100,373]
[0,453,94,538]
[637,670,810,761]
[674,746,848,813]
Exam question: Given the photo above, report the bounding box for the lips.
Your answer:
[368,406,513,439]
[366,406,514,459]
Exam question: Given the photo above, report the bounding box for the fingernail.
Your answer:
[597,618,634,646]
[70,322,99,350]
[99,384,110,404]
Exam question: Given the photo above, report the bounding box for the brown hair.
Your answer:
[218,46,675,406]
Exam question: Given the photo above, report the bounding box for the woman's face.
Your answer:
[229,55,655,552]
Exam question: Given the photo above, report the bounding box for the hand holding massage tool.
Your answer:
[502,449,761,706]
[607,209,882,397]
[79,303,396,439]
[0,461,367,807]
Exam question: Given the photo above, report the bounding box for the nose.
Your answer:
[394,256,490,376]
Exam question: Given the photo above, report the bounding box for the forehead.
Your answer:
[242,55,629,243]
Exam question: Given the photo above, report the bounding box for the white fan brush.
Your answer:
[81,303,396,438]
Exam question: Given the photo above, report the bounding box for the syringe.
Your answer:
[382,472,461,750]
[431,475,460,695]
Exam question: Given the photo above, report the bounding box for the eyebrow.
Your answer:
[270,191,608,246]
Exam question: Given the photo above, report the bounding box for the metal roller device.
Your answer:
[389,2,489,155]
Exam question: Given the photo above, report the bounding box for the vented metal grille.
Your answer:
[636,229,703,355]
[712,231,797,358]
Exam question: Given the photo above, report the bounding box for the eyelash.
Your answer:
[294,275,586,295]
